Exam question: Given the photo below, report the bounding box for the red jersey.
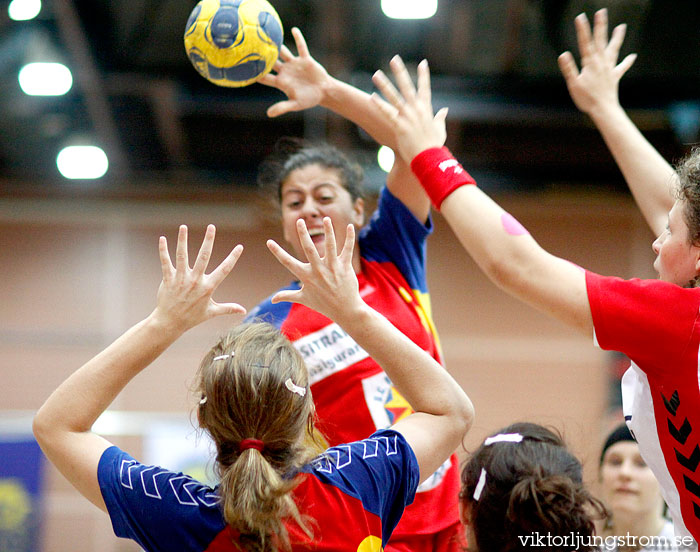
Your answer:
[587,271,700,544]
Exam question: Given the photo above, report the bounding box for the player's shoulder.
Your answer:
[303,429,409,475]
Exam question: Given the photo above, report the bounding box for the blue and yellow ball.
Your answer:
[184,0,283,88]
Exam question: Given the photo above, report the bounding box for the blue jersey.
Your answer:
[97,429,419,551]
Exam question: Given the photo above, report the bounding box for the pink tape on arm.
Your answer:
[501,213,530,236]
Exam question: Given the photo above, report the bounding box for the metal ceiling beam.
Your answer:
[51,0,130,175]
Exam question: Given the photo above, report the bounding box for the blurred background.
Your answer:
[0,0,698,196]
[0,0,699,550]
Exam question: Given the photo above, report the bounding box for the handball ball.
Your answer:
[184,0,283,88]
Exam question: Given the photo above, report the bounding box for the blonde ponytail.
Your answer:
[195,323,322,551]
[219,448,305,551]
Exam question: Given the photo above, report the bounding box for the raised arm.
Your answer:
[267,218,473,483]
[558,9,675,236]
[372,57,594,337]
[260,27,431,222]
[32,225,245,511]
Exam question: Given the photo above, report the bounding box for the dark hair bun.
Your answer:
[508,473,597,536]
[461,423,608,552]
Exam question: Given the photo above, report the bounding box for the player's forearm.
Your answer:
[33,315,179,440]
[440,186,539,287]
[320,77,397,148]
[336,304,472,424]
[587,102,675,235]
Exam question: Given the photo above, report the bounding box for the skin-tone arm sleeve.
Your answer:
[372,57,595,338]
[32,226,245,511]
[268,219,474,483]
[259,27,432,223]
[558,9,675,237]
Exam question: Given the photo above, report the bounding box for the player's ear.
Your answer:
[351,197,365,227]
[459,500,470,526]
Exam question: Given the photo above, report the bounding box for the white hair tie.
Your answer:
[473,468,487,501]
[472,433,524,501]
[285,378,307,397]
[483,433,523,446]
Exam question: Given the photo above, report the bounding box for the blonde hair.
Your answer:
[195,323,322,551]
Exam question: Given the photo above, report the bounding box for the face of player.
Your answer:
[652,200,700,287]
[280,164,364,265]
[599,441,664,518]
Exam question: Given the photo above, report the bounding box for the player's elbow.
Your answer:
[484,247,539,298]
[483,255,520,292]
[32,407,51,448]
[451,391,475,441]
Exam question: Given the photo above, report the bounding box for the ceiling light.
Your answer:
[18,62,72,96]
[381,0,437,20]
[8,0,41,21]
[377,145,395,173]
[56,146,109,179]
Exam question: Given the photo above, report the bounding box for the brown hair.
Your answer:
[676,147,700,246]
[195,323,322,552]
[460,422,608,552]
[257,137,365,204]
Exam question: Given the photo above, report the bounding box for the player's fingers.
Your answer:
[434,107,448,126]
[372,70,404,110]
[267,100,301,118]
[606,23,627,61]
[592,8,608,52]
[615,53,637,77]
[292,27,310,58]
[267,239,305,280]
[279,44,294,62]
[175,225,189,274]
[258,73,277,87]
[296,219,322,265]
[158,236,175,282]
[192,224,215,277]
[209,244,244,288]
[416,59,432,106]
[574,13,594,61]
[369,93,399,123]
[390,55,417,101]
[339,224,356,266]
[271,289,302,304]
[210,300,247,316]
[321,217,337,262]
[557,51,580,82]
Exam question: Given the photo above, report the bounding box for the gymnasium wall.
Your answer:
[0,189,656,551]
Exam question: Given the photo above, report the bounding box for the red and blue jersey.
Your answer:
[587,271,700,544]
[97,428,419,551]
[247,187,460,539]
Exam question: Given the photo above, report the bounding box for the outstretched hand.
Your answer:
[258,27,331,118]
[371,56,448,163]
[267,217,363,322]
[153,225,246,333]
[558,8,637,115]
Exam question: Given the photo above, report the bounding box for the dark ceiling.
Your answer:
[0,0,699,199]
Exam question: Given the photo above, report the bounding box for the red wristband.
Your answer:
[410,147,476,210]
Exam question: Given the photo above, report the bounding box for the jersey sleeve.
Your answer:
[98,446,226,552]
[359,186,433,293]
[306,428,419,541]
[586,271,700,377]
